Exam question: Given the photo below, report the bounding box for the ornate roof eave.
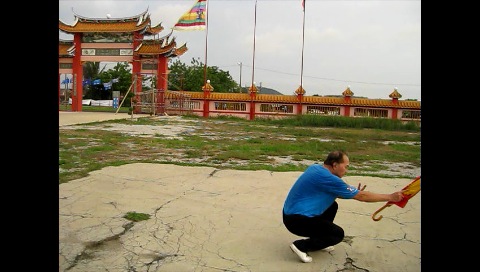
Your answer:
[59,40,75,57]
[169,43,188,58]
[389,88,403,99]
[144,30,172,46]
[295,86,306,95]
[138,48,176,57]
[342,86,354,97]
[59,39,74,44]
[135,45,176,56]
[144,22,164,35]
[163,37,177,50]
[59,9,155,34]
[59,19,77,34]
[202,81,214,92]
[59,18,153,33]
[249,84,259,93]
[162,30,173,41]
[137,17,163,35]
[135,35,178,55]
[72,8,149,22]
[66,46,75,56]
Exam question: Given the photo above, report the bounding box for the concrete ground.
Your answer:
[59,111,151,126]
[59,111,421,272]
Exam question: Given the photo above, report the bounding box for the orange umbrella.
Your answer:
[372,176,421,221]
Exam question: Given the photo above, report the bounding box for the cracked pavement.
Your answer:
[59,112,420,272]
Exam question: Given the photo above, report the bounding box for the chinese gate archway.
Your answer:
[59,9,187,113]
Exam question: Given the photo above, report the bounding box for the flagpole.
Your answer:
[203,0,209,85]
[251,0,258,88]
[300,0,306,89]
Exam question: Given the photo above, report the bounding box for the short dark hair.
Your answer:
[324,150,347,166]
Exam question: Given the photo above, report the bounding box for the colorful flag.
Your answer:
[172,0,207,31]
[103,82,112,90]
[62,77,72,84]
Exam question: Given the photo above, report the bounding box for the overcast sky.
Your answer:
[59,0,421,100]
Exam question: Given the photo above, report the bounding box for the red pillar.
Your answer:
[391,97,399,119]
[203,99,209,118]
[131,32,143,114]
[249,93,256,120]
[344,96,351,117]
[202,81,213,118]
[133,74,142,114]
[58,73,61,110]
[296,94,303,115]
[157,57,168,92]
[294,86,305,115]
[156,56,168,115]
[156,88,164,115]
[344,106,351,117]
[248,84,258,120]
[71,33,83,111]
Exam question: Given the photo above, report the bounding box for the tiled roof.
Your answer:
[389,88,402,99]
[349,98,418,109]
[136,40,174,55]
[58,36,187,57]
[202,81,214,91]
[134,33,179,56]
[59,19,154,34]
[249,84,259,93]
[166,91,420,109]
[171,43,188,57]
[342,86,354,97]
[295,86,305,95]
[59,40,74,57]
[58,10,186,57]
[59,10,162,35]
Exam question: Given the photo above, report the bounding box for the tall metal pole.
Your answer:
[238,62,242,92]
[251,0,258,89]
[203,0,209,85]
[300,0,306,89]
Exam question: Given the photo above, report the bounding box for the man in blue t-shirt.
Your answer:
[282,150,405,263]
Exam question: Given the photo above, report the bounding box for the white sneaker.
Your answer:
[290,243,312,263]
[322,246,335,252]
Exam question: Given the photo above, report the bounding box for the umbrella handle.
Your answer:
[372,203,390,221]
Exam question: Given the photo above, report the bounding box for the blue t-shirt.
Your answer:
[283,164,359,217]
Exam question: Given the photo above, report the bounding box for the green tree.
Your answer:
[82,62,108,100]
[83,58,238,103]
[83,62,134,105]
[168,58,238,93]
[83,62,107,80]
[101,62,133,104]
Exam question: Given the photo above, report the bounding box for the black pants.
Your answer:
[282,201,344,252]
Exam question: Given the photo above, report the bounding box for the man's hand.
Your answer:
[390,191,405,202]
[357,183,366,191]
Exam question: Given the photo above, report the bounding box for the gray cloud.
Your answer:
[59,0,421,100]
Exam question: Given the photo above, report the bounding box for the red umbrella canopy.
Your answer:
[392,176,421,208]
[372,176,421,221]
